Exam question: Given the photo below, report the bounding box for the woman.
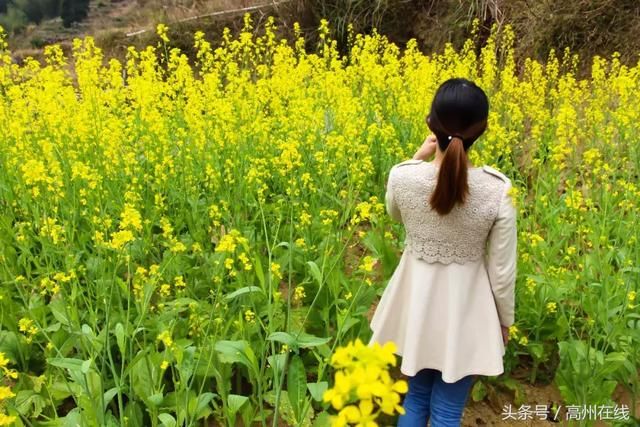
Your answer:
[369,77,517,427]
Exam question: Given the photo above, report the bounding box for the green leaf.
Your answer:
[604,352,627,363]
[158,413,176,427]
[288,355,307,422]
[0,331,20,362]
[267,332,297,348]
[81,324,93,336]
[312,411,332,427]
[193,392,216,418]
[306,261,323,286]
[15,390,46,418]
[124,401,144,427]
[307,382,328,402]
[471,380,487,401]
[61,408,83,426]
[528,342,545,361]
[81,359,92,374]
[148,393,164,408]
[214,340,259,377]
[296,332,331,348]
[267,332,330,350]
[500,377,525,405]
[103,387,119,409]
[115,323,125,356]
[227,394,249,415]
[224,286,265,301]
[254,255,265,288]
[48,357,84,373]
[337,316,360,335]
[49,298,70,326]
[265,390,296,425]
[129,354,155,399]
[44,322,62,332]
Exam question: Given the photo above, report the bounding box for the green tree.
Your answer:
[60,0,89,27]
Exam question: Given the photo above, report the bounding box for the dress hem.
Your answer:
[369,333,505,383]
[399,363,505,384]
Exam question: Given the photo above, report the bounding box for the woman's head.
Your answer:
[426,78,489,215]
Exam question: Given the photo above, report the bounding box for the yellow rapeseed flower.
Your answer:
[324,339,407,425]
[156,24,169,43]
[0,414,16,426]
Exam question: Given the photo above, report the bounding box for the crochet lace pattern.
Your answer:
[390,162,507,264]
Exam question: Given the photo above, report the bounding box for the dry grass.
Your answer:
[7,1,640,79]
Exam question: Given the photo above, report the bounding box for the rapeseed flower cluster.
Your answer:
[0,353,16,425]
[214,229,252,276]
[323,339,408,426]
[18,317,38,343]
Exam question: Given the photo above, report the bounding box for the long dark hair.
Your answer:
[427,78,489,215]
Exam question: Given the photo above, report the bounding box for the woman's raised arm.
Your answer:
[385,165,403,223]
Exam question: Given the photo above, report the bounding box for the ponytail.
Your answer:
[425,77,489,214]
[429,136,469,215]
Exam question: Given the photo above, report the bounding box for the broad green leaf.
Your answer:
[81,359,92,374]
[15,390,46,418]
[306,261,323,286]
[528,342,544,360]
[267,353,287,377]
[44,322,62,332]
[312,411,332,427]
[48,357,84,373]
[214,340,259,376]
[49,298,70,326]
[227,394,249,415]
[296,332,331,348]
[158,413,176,427]
[288,355,307,421]
[148,393,164,407]
[471,380,487,401]
[306,382,328,402]
[225,286,265,301]
[267,332,330,349]
[124,401,144,427]
[267,332,297,348]
[193,392,216,418]
[103,387,119,408]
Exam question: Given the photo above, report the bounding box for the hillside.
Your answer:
[4,0,640,75]
[5,0,288,61]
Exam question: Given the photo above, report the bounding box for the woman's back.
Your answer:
[387,159,510,265]
[370,157,517,384]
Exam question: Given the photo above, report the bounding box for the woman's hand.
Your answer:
[412,134,438,160]
[501,325,509,345]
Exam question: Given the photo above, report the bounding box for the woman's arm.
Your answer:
[486,180,518,328]
[412,134,438,161]
[385,166,403,222]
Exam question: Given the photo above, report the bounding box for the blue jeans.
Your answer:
[397,368,475,427]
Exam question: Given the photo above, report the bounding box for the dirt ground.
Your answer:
[460,379,639,426]
[461,380,563,426]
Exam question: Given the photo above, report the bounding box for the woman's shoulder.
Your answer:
[481,165,511,185]
[388,159,425,179]
[392,159,424,170]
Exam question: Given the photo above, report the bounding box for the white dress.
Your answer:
[369,159,517,384]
